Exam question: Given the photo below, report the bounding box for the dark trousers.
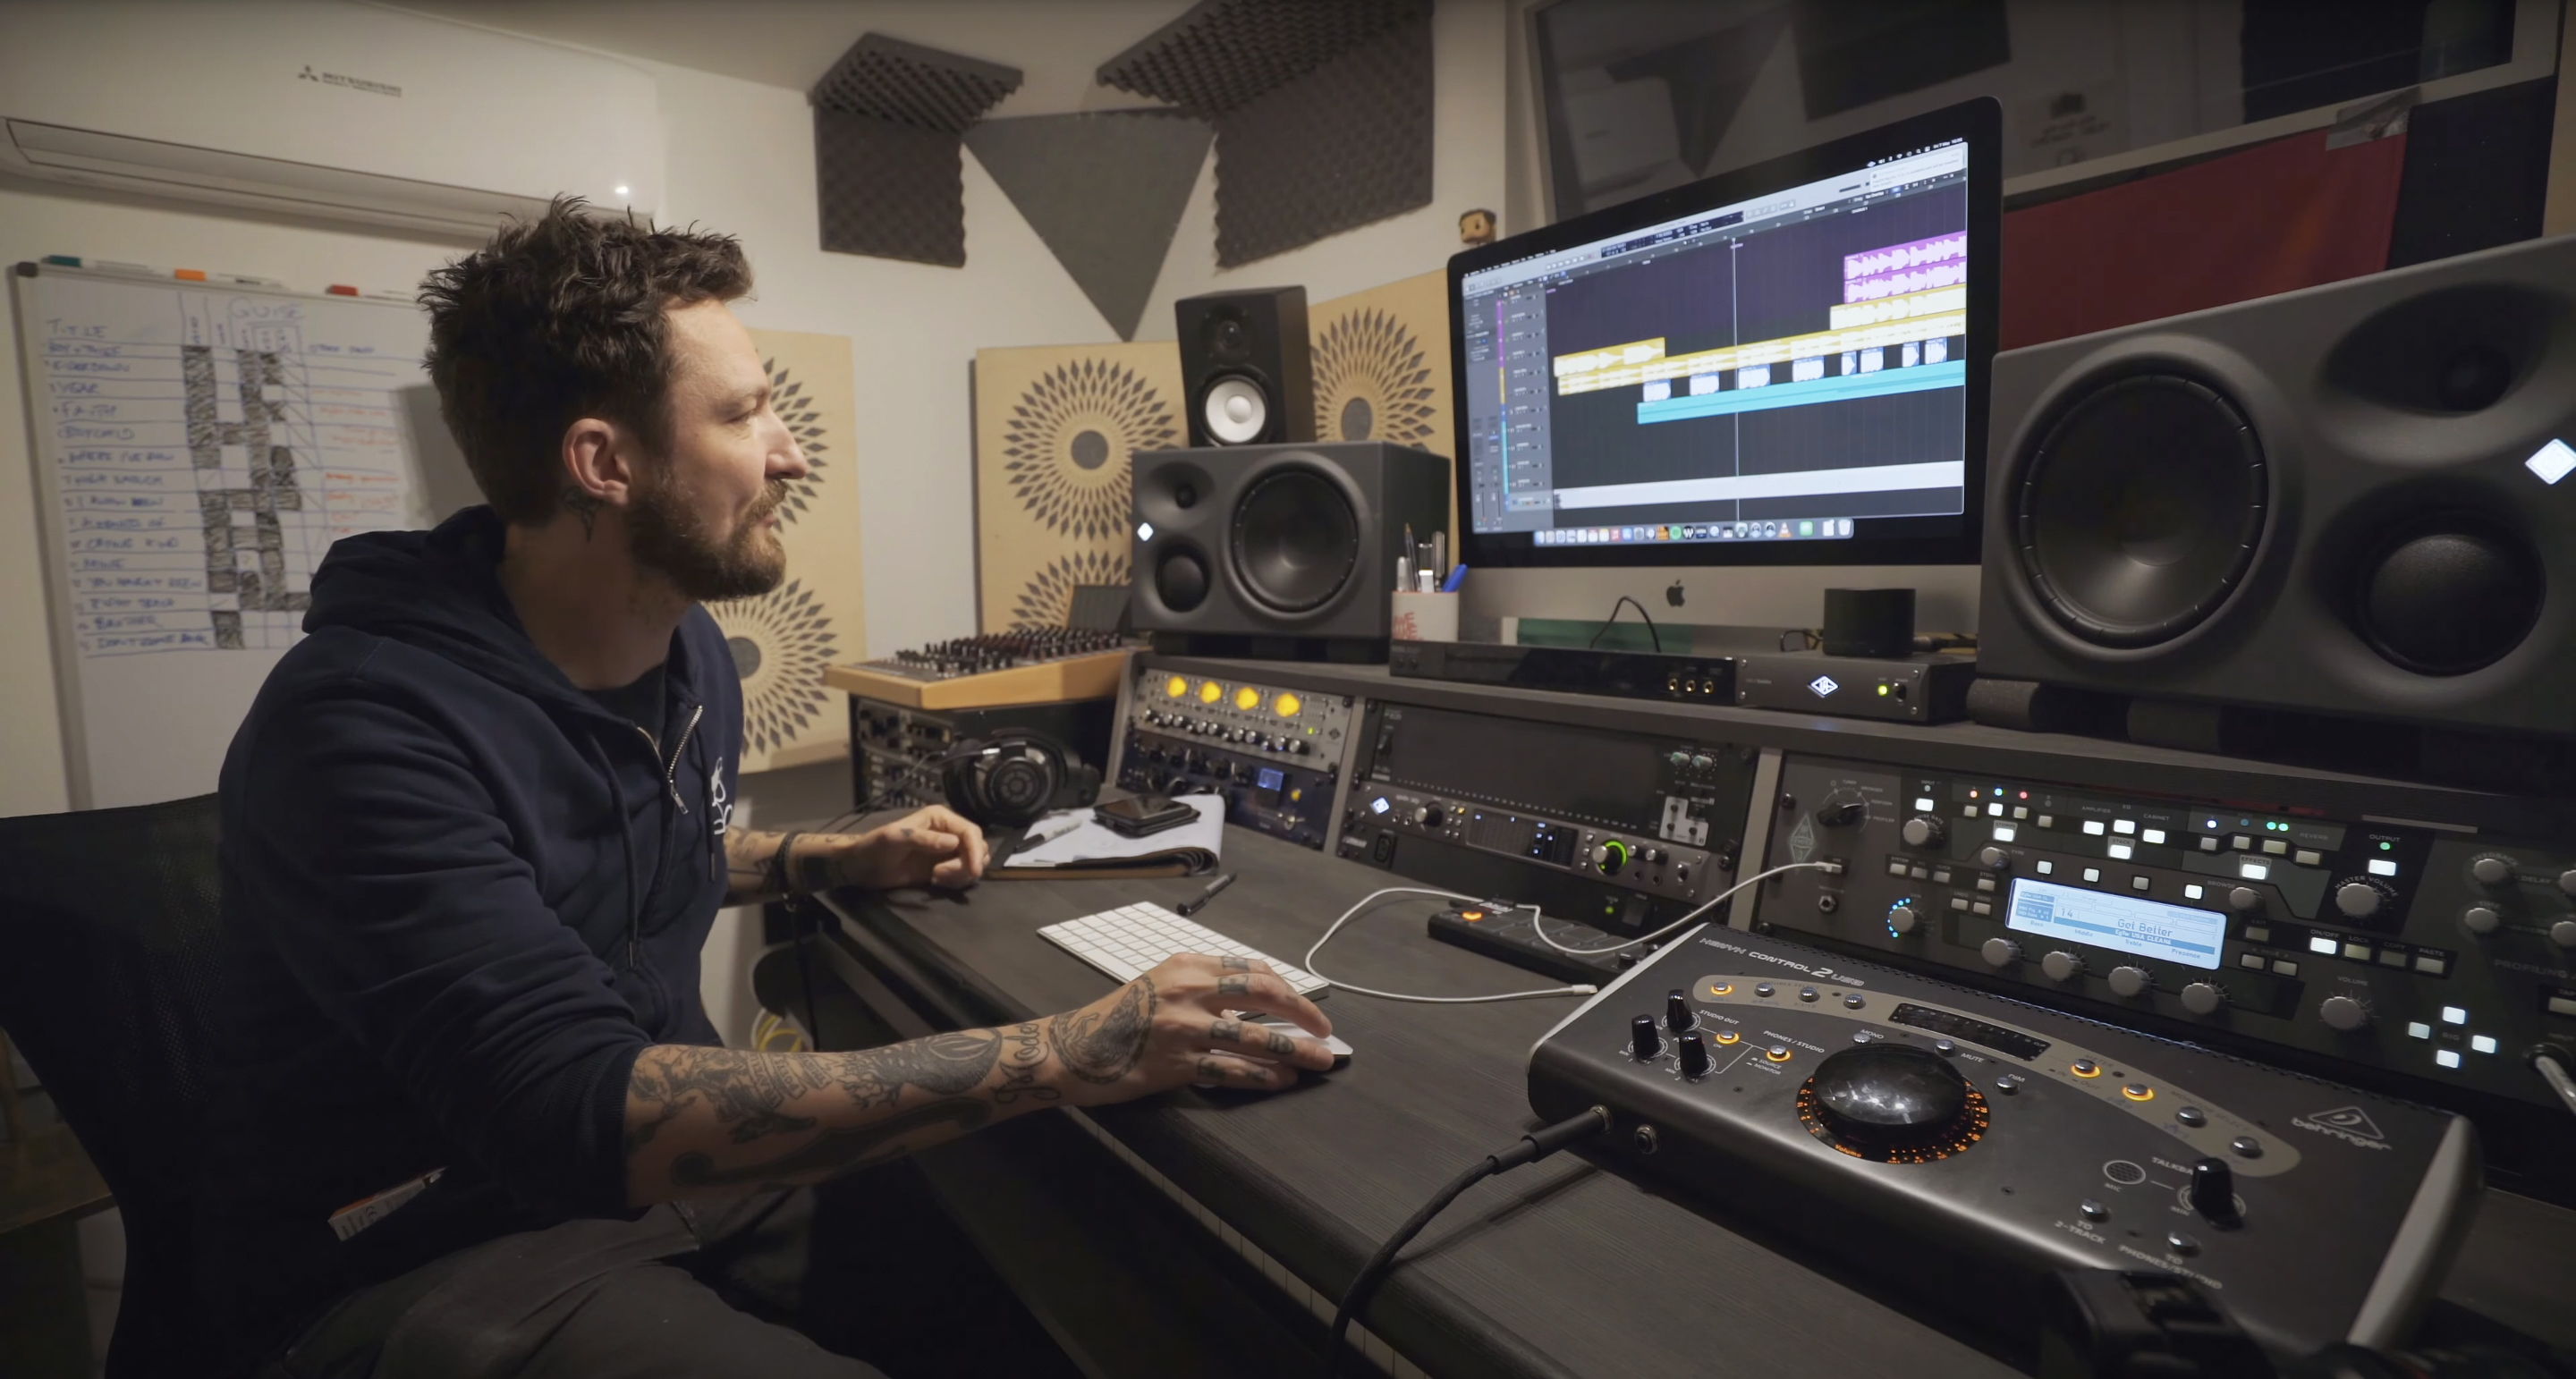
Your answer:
[260,1160,1080,1379]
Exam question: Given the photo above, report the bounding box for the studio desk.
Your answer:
[814,657,2576,1379]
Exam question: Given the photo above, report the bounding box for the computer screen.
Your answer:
[1451,98,1997,568]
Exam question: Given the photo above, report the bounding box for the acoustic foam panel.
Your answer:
[709,329,865,773]
[809,33,1022,266]
[1097,0,1433,266]
[971,343,1185,632]
[964,110,1215,340]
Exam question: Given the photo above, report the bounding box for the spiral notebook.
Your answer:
[990,795,1224,880]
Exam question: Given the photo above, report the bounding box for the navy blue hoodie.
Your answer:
[202,504,743,1370]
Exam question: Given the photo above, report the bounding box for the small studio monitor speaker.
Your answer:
[1175,287,1313,448]
[1978,232,2576,738]
[1131,442,1448,647]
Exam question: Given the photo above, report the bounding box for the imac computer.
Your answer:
[1451,97,1999,569]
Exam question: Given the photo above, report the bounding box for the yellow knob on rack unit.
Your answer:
[1275,692,1302,717]
[1165,675,1189,699]
[1234,685,1262,711]
[1199,680,1224,704]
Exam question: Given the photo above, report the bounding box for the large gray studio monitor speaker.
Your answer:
[1978,233,2576,738]
[1131,442,1449,645]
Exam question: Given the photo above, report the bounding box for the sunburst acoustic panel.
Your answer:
[1309,267,1454,537]
[971,343,1184,634]
[710,329,864,773]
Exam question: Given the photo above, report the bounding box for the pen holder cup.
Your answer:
[1392,591,1461,643]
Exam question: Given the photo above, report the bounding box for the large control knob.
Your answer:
[2462,905,2504,936]
[1902,815,1948,849]
[2190,1158,2243,1228]
[2180,982,2229,1016]
[2041,950,2085,983]
[2470,854,2517,888]
[1978,845,2013,872]
[1885,900,1921,935]
[1815,797,1868,828]
[1664,989,1693,1034]
[1981,937,2021,969]
[1800,1044,1982,1161]
[2319,994,2373,1032]
[2227,886,2265,914]
[2107,966,2152,998]
[1630,1015,1662,1061]
[1676,1032,1711,1079]
[2335,880,2394,922]
[1591,840,1631,876]
[2552,919,2576,950]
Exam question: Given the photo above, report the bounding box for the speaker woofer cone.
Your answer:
[2014,375,2268,648]
[1201,374,1271,445]
[1231,465,1360,614]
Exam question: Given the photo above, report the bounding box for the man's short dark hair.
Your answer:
[419,197,752,526]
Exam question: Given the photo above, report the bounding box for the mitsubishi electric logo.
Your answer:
[2292,1104,2393,1151]
[297,63,402,97]
[1807,674,1840,698]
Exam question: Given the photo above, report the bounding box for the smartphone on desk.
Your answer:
[1094,793,1198,839]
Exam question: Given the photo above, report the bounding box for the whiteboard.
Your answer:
[12,263,476,808]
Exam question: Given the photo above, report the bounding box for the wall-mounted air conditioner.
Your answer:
[0,0,663,239]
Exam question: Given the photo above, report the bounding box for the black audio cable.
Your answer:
[1325,1106,1612,1378]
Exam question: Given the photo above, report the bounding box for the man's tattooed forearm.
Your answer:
[995,1020,1061,1105]
[561,486,604,539]
[629,1046,834,1145]
[1047,981,1155,1083]
[670,1100,990,1188]
[827,1029,1003,1110]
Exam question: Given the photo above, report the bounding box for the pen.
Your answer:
[1176,871,1236,917]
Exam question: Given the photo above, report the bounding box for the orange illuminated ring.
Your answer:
[1712,1030,1740,1045]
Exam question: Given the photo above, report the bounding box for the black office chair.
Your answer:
[0,793,232,1377]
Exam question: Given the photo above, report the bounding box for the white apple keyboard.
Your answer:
[1038,901,1331,997]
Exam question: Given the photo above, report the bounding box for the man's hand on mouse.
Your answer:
[1039,953,1335,1103]
[830,806,989,891]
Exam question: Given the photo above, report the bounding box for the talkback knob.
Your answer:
[1902,815,1948,848]
[1981,937,2021,968]
[2041,950,2084,982]
[2180,981,2228,1015]
[2335,881,2390,921]
[2319,994,2372,1032]
[1676,1032,1711,1079]
[2107,965,2151,998]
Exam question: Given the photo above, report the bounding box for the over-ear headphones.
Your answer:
[938,731,1102,830]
